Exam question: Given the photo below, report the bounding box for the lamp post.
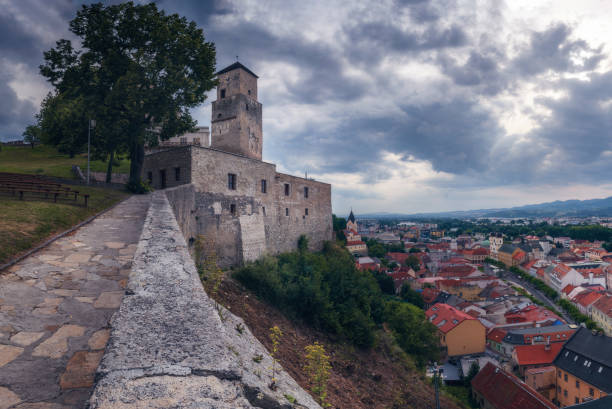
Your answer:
[429,362,443,409]
[87,119,95,184]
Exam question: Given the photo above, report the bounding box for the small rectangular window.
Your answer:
[221,89,226,98]
[304,187,309,198]
[147,171,153,184]
[230,204,236,215]
[180,137,187,144]
[589,388,594,396]
[564,389,567,397]
[285,208,289,216]
[228,173,236,190]
[305,208,308,216]
[262,206,266,216]
[261,179,267,193]
[564,374,568,382]
[576,380,580,388]
[175,167,180,181]
[284,183,290,196]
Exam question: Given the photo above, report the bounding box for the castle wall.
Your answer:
[141,146,191,190]
[149,146,333,267]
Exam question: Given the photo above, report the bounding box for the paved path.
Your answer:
[0,195,150,409]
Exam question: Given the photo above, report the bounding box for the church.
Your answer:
[344,210,367,256]
[142,62,333,267]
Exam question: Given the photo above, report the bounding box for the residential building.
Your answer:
[471,362,557,409]
[425,303,486,357]
[564,395,612,408]
[512,342,565,376]
[487,328,507,354]
[500,325,577,357]
[590,293,612,336]
[553,327,612,407]
[526,366,557,401]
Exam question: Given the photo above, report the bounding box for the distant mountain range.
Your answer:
[357,196,612,219]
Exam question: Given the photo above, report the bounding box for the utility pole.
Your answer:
[87,119,95,184]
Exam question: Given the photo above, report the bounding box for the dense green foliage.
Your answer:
[400,284,424,308]
[558,299,600,330]
[332,214,347,241]
[430,218,612,242]
[39,2,217,188]
[364,238,405,259]
[234,241,439,364]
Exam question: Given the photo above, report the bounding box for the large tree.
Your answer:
[39,2,216,190]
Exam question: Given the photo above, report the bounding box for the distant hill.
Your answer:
[356,196,612,219]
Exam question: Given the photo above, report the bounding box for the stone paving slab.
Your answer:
[0,195,150,408]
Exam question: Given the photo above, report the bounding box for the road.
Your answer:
[484,263,575,325]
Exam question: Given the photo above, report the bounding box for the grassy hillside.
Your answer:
[0,145,130,179]
[0,185,128,266]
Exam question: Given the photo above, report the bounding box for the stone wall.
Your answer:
[141,146,191,190]
[90,191,320,408]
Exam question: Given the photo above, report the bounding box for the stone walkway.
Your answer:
[0,195,150,409]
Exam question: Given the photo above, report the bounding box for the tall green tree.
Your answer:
[22,125,41,149]
[39,2,216,190]
[38,93,89,158]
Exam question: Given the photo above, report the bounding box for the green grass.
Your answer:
[0,185,129,265]
[0,145,130,179]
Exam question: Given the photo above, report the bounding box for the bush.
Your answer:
[234,242,438,359]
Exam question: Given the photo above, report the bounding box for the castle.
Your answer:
[142,62,333,267]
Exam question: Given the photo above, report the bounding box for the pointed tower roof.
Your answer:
[348,209,355,223]
[215,61,259,78]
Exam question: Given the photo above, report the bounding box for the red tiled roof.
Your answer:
[438,265,477,277]
[513,249,527,261]
[471,363,557,409]
[422,287,440,304]
[425,303,479,334]
[346,240,366,246]
[513,343,564,366]
[505,305,562,324]
[522,259,538,271]
[387,252,411,264]
[592,293,612,318]
[561,284,576,295]
[572,290,604,308]
[487,328,507,343]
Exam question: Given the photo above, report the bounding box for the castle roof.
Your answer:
[216,61,259,78]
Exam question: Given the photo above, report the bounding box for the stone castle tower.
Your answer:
[211,62,263,160]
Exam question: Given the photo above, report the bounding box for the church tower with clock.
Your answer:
[211,62,263,160]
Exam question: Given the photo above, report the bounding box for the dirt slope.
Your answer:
[215,278,464,409]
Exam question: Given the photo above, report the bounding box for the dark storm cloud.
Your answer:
[1,0,611,197]
[274,96,501,180]
[0,12,44,65]
[514,23,605,76]
[0,71,38,139]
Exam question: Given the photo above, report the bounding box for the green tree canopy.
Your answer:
[39,2,216,190]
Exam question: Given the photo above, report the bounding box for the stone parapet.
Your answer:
[90,191,320,408]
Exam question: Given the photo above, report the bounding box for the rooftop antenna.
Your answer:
[236,55,239,61]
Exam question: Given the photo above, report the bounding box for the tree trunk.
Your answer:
[128,141,145,188]
[105,150,114,183]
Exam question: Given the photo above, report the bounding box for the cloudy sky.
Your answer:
[2,0,612,215]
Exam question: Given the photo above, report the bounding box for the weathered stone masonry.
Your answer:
[143,62,333,267]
